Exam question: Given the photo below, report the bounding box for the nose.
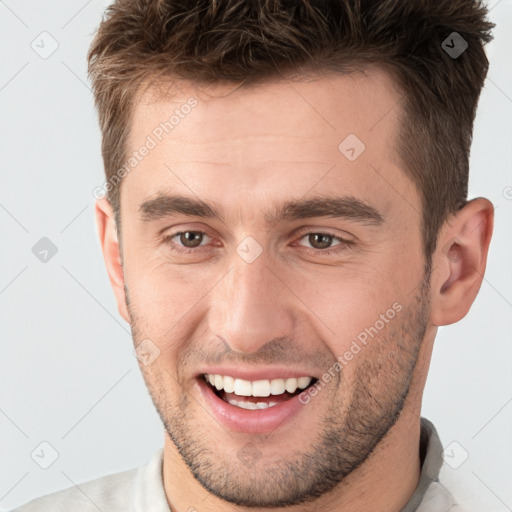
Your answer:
[207,245,294,354]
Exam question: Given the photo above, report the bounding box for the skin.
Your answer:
[95,66,493,512]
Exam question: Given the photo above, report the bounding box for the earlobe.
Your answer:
[95,198,131,324]
[430,198,494,327]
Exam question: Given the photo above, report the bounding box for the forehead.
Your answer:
[132,66,403,151]
[122,67,418,226]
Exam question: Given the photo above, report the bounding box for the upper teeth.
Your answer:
[204,374,313,397]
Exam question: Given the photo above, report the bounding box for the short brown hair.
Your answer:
[88,0,493,260]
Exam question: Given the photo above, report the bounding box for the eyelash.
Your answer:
[161,230,353,256]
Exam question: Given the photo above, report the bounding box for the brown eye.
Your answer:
[178,231,204,248]
[299,233,341,250]
[306,233,336,250]
[162,230,212,253]
[294,231,353,256]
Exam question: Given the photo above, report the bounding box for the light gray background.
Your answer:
[1,1,511,510]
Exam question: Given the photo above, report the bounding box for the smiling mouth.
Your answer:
[203,374,319,410]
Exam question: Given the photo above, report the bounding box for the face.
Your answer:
[114,68,432,506]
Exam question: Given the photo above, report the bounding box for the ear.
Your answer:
[429,197,494,326]
[95,198,131,324]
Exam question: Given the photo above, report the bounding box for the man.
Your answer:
[13,0,495,511]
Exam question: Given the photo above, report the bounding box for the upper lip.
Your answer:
[196,367,318,381]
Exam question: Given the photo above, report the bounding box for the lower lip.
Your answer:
[197,377,309,434]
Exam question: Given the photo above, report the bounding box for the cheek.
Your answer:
[124,235,204,301]
[122,256,201,350]
[301,268,403,338]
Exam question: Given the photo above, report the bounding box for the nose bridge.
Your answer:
[209,246,293,354]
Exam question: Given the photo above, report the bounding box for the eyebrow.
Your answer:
[139,193,384,226]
